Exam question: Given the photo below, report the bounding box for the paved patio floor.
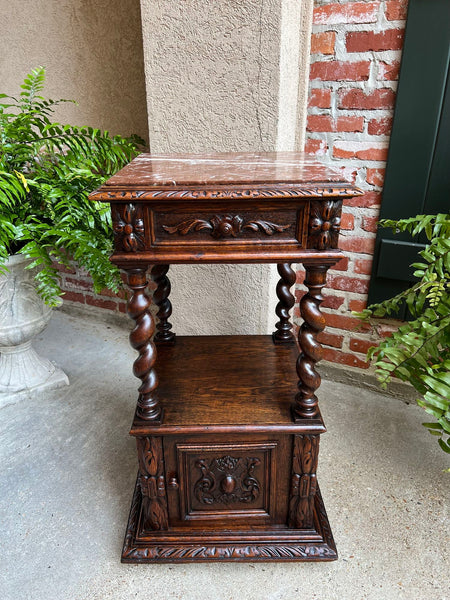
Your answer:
[1,310,449,600]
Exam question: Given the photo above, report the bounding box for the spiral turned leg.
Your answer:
[125,267,161,423]
[151,264,175,344]
[293,264,329,421]
[272,263,296,344]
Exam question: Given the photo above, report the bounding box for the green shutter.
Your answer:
[367,0,450,318]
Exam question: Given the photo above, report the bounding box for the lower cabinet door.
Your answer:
[163,434,291,529]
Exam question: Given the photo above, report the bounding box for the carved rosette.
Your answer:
[308,200,342,249]
[289,435,319,529]
[272,263,296,344]
[294,264,329,420]
[136,436,168,531]
[194,455,261,505]
[163,214,291,239]
[113,203,145,252]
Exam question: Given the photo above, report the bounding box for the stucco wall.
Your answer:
[139,0,313,335]
[1,0,148,141]
[2,0,316,338]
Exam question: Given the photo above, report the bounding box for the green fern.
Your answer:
[0,66,144,305]
[355,213,450,464]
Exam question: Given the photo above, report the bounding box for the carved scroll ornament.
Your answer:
[163,214,291,239]
[194,455,261,505]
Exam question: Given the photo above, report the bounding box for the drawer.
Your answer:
[150,205,307,247]
[163,434,292,529]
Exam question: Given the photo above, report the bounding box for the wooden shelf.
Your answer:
[130,335,326,435]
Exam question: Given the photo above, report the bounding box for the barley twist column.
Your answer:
[151,264,175,343]
[293,263,329,421]
[272,263,296,344]
[125,267,161,422]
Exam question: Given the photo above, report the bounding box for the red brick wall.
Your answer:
[299,0,408,368]
[57,263,128,313]
[61,0,409,370]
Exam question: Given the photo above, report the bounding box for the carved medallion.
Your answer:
[194,455,261,504]
[308,200,342,249]
[112,203,145,252]
[162,214,291,239]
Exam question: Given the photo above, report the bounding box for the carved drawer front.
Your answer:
[164,435,291,528]
[150,205,306,246]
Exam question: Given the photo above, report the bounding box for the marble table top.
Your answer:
[104,152,352,188]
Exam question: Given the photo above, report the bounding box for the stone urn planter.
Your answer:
[0,254,68,403]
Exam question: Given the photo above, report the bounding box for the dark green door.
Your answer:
[368,0,450,317]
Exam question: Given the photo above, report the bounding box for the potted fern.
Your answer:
[0,67,143,397]
[356,213,450,465]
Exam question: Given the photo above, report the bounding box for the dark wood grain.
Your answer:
[130,336,325,433]
[124,267,161,422]
[91,152,361,563]
[273,263,296,344]
[150,264,175,344]
[288,434,319,529]
[122,477,337,562]
[293,264,329,421]
[163,435,289,529]
[136,436,168,531]
[308,200,343,250]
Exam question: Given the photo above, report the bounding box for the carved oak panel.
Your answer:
[194,455,261,505]
[163,438,288,526]
[151,209,303,246]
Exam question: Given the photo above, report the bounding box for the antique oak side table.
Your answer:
[90,152,362,563]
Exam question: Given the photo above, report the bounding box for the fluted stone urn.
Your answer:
[0,254,68,403]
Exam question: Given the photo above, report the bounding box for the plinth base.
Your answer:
[122,476,337,563]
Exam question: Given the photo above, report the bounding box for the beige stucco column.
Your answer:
[140,0,313,335]
[1,0,148,142]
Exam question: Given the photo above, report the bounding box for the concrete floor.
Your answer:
[1,310,449,600]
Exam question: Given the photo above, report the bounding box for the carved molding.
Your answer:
[123,542,336,561]
[136,437,168,531]
[308,200,342,250]
[289,435,319,529]
[122,479,338,562]
[162,214,291,239]
[92,186,362,201]
[112,203,145,252]
[194,455,261,505]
